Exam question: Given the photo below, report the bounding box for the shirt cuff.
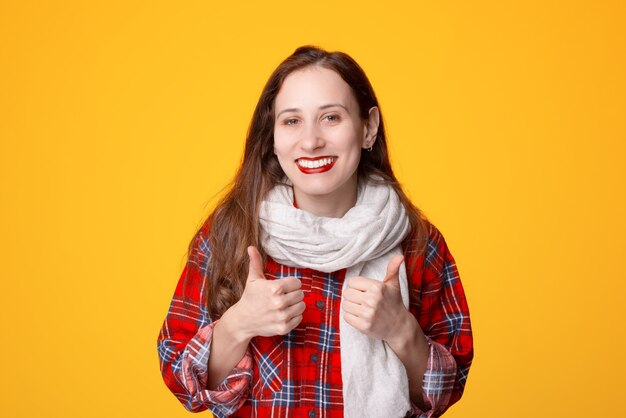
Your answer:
[181,321,253,416]
[411,336,458,417]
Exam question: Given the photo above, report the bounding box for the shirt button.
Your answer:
[308,409,316,418]
[316,300,325,309]
[310,353,319,364]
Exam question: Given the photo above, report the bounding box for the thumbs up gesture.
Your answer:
[230,246,306,339]
[342,254,409,342]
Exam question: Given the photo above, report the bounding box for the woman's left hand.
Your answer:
[342,254,410,342]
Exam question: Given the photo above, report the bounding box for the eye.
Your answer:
[323,114,341,123]
[283,118,299,126]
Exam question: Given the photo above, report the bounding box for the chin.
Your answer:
[296,183,341,197]
[296,176,354,196]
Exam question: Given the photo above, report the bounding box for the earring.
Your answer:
[367,145,373,152]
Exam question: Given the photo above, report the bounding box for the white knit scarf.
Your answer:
[259,178,412,417]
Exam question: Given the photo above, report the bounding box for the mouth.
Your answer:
[295,156,337,174]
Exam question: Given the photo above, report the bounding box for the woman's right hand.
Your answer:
[228,246,305,340]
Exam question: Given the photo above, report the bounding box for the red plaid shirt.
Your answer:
[158,220,473,417]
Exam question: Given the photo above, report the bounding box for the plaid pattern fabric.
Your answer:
[158,220,473,417]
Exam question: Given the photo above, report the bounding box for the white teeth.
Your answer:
[297,158,334,168]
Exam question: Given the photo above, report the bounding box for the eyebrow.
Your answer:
[275,103,349,119]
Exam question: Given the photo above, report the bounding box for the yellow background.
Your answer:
[1,1,624,417]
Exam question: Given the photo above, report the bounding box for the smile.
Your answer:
[295,157,336,174]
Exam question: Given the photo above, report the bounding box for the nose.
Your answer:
[299,122,325,152]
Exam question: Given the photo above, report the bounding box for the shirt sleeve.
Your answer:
[409,337,459,417]
[406,222,474,417]
[157,225,253,416]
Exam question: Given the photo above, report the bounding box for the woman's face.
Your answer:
[273,66,379,217]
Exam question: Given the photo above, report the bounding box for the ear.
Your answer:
[362,106,380,149]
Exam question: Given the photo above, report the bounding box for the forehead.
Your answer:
[275,66,357,111]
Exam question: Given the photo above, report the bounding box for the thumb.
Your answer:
[247,246,266,281]
[383,254,404,286]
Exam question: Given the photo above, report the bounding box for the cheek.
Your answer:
[272,133,288,156]
[332,124,364,149]
[337,139,364,161]
[272,138,294,170]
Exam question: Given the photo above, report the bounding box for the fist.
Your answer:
[232,246,306,339]
[341,254,408,341]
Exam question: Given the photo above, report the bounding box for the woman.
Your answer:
[158,46,473,418]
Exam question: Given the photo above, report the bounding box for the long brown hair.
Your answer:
[192,46,429,320]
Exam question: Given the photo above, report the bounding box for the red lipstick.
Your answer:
[295,156,336,174]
